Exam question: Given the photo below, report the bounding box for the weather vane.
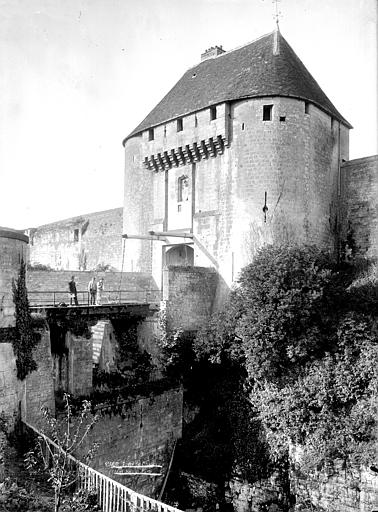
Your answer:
[272,0,282,28]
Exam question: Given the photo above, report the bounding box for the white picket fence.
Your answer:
[23,421,183,512]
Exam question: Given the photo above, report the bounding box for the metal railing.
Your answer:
[27,289,162,307]
[23,421,182,512]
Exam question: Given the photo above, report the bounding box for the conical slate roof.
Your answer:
[125,30,351,142]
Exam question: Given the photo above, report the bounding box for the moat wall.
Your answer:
[73,387,183,498]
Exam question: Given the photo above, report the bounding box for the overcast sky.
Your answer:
[0,0,376,230]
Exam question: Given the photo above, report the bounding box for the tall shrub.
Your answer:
[12,259,39,380]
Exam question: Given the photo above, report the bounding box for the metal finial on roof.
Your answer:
[273,0,282,30]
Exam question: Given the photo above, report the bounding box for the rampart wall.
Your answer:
[27,208,123,271]
[340,155,378,260]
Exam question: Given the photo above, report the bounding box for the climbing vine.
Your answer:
[12,260,40,380]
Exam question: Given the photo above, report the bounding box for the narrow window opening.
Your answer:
[263,105,273,121]
[177,118,183,132]
[241,123,245,130]
[74,229,79,242]
[178,175,189,202]
[148,128,154,141]
[177,204,182,212]
[305,102,310,114]
[210,106,217,121]
[280,116,286,122]
[164,125,167,137]
[194,115,198,128]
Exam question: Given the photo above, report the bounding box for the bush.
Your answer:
[195,245,378,469]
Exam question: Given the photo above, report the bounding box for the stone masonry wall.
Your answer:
[291,462,378,511]
[23,326,55,427]
[0,326,55,430]
[124,97,348,305]
[163,266,218,331]
[76,387,183,497]
[340,155,378,260]
[27,207,123,271]
[0,232,28,328]
[66,332,93,397]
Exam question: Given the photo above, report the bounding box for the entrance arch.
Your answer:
[165,244,194,266]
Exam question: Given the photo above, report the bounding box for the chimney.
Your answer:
[201,45,225,61]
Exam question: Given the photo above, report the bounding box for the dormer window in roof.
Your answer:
[177,118,183,132]
[148,128,154,141]
[210,106,217,121]
[263,105,273,121]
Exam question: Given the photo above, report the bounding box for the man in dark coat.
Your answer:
[68,276,78,306]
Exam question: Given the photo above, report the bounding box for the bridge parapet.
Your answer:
[28,289,161,307]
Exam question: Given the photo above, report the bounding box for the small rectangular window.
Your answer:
[177,118,183,132]
[305,102,310,114]
[74,229,79,242]
[263,105,273,121]
[210,106,217,120]
[148,128,154,141]
[280,116,286,122]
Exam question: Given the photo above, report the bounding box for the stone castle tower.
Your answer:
[122,29,357,296]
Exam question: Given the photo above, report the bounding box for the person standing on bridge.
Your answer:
[96,277,104,305]
[88,276,97,305]
[68,276,78,306]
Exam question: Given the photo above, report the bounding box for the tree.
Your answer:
[12,259,39,380]
[26,394,99,512]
